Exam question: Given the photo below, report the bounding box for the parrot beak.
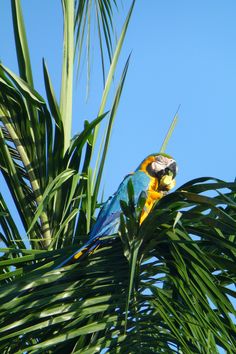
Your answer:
[154,159,178,180]
[159,160,177,190]
[165,161,177,178]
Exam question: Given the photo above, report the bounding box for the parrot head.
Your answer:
[138,153,178,191]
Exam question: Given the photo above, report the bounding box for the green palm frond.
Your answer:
[74,0,124,86]
[11,0,34,86]
[1,1,235,353]
[0,178,235,353]
[0,69,108,250]
[0,0,134,253]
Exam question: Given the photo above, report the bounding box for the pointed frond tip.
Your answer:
[160,104,180,153]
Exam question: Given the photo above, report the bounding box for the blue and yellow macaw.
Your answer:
[57,153,177,268]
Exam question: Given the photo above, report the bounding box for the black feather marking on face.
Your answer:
[146,163,164,179]
[146,159,177,180]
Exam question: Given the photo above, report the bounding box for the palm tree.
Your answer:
[0,1,236,353]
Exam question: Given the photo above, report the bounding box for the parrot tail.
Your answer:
[55,237,100,269]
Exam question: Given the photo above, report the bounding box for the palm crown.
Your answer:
[0,1,236,353]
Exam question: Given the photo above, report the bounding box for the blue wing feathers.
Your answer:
[57,170,150,267]
[90,171,150,238]
[55,238,100,269]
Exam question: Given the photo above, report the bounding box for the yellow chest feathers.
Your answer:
[139,176,163,224]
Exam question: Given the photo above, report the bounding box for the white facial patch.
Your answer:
[151,161,163,173]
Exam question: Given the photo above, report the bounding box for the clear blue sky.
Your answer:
[1,0,236,200]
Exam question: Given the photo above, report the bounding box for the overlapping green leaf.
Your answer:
[0,178,235,353]
[1,0,236,353]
